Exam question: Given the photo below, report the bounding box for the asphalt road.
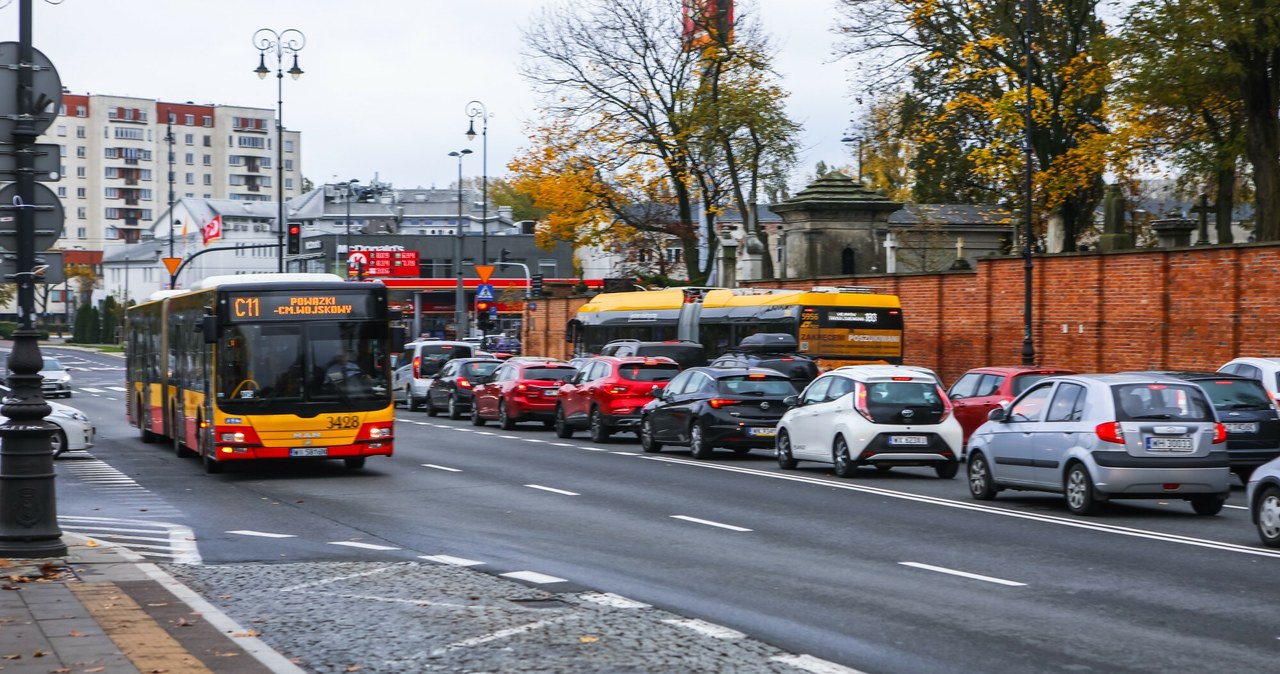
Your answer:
[40,346,1280,673]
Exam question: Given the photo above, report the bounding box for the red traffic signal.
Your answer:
[475,300,491,313]
[286,222,302,255]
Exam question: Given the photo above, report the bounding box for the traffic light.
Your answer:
[286,222,301,255]
[475,300,492,333]
[499,248,511,264]
[530,273,544,298]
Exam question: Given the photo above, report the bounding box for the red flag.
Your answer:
[202,215,222,246]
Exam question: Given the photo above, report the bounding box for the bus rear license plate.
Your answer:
[1225,422,1258,434]
[1146,437,1193,451]
[748,427,776,437]
[889,435,928,446]
[290,447,328,457]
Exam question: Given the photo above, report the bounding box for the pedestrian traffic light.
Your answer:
[286,222,301,255]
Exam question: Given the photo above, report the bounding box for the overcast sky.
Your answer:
[4,0,859,196]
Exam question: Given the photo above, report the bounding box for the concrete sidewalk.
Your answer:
[0,535,303,674]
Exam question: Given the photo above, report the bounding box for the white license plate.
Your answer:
[748,427,776,437]
[889,435,929,446]
[543,389,558,396]
[1225,422,1259,433]
[290,447,328,457]
[1146,437,1193,451]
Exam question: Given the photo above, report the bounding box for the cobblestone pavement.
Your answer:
[162,561,851,674]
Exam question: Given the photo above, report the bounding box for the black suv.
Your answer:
[598,339,708,370]
[1125,370,1280,482]
[709,333,819,392]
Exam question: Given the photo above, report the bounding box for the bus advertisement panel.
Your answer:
[125,273,401,473]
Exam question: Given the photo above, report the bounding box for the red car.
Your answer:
[947,365,1077,453]
[471,360,579,429]
[554,356,680,442]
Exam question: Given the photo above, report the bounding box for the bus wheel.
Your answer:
[344,457,366,470]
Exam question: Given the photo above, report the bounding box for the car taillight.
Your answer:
[608,385,629,394]
[937,385,953,422]
[1213,422,1227,444]
[516,383,527,392]
[854,382,872,421]
[457,377,471,389]
[1096,422,1124,444]
[707,399,737,409]
[413,355,421,378]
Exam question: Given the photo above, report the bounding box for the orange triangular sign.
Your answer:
[474,265,495,283]
[162,257,182,275]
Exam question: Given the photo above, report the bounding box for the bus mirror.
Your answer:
[201,315,218,344]
[565,319,581,344]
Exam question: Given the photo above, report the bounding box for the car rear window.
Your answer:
[523,367,576,382]
[462,361,501,377]
[866,382,944,407]
[422,344,470,361]
[1194,379,1273,410]
[1011,373,1056,396]
[618,364,679,382]
[1114,383,1214,421]
[636,345,707,368]
[716,376,794,396]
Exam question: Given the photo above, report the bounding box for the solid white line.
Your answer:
[422,464,463,472]
[80,387,105,393]
[1225,504,1248,510]
[525,484,579,496]
[105,386,127,391]
[670,515,752,532]
[772,654,868,674]
[328,541,400,551]
[475,431,495,436]
[500,570,567,584]
[662,618,745,639]
[610,451,639,456]
[523,438,547,443]
[641,455,1280,559]
[228,530,297,538]
[499,435,519,439]
[550,442,575,447]
[581,446,608,452]
[419,554,485,567]
[900,561,1026,587]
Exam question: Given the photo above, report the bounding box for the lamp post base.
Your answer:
[0,328,65,558]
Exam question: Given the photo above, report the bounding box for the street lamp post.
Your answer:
[465,101,489,264]
[449,149,473,338]
[1020,1,1036,366]
[343,178,360,276]
[252,28,305,273]
[840,132,863,184]
[165,120,176,287]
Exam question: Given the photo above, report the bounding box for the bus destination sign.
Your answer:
[226,291,378,321]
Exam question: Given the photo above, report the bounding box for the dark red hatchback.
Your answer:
[947,365,1077,453]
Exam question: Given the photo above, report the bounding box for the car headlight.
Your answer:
[53,408,88,422]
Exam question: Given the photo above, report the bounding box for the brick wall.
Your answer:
[523,243,1280,384]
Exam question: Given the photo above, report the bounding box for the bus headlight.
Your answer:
[368,427,391,439]
[220,432,245,442]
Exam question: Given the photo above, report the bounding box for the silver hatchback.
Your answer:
[966,374,1231,515]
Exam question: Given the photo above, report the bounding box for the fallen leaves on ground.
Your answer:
[579,635,600,643]
[232,630,258,638]
[174,617,195,627]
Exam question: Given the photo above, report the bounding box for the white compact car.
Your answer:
[775,365,963,478]
[0,400,95,457]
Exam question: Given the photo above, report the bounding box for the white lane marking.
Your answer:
[578,592,650,609]
[420,555,485,567]
[105,386,127,391]
[277,567,399,592]
[900,561,1026,587]
[475,431,495,436]
[610,451,639,456]
[1225,504,1248,510]
[523,438,547,444]
[80,387,105,393]
[581,446,608,452]
[642,455,1280,559]
[422,464,463,472]
[525,484,579,496]
[500,570,567,584]
[228,530,297,538]
[550,442,575,447]
[328,541,400,551]
[499,435,519,439]
[433,617,570,654]
[670,515,752,532]
[662,618,745,639]
[772,654,869,674]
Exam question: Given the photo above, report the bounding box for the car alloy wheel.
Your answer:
[640,417,663,453]
[471,403,485,426]
[832,435,856,478]
[689,422,712,459]
[1256,486,1280,548]
[589,408,611,443]
[499,400,515,430]
[448,394,462,420]
[50,429,67,458]
[1064,463,1099,515]
[775,431,797,469]
[968,452,997,500]
[554,405,574,439]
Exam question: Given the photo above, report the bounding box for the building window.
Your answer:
[56,124,66,136]
[107,108,117,119]
[203,116,213,127]
[76,208,85,220]
[57,186,66,197]
[184,114,194,125]
[168,112,177,124]
[76,187,86,198]
[185,153,194,165]
[185,173,194,185]
[238,136,266,149]
[77,226,86,237]
[284,159,293,170]
[76,166,85,178]
[75,105,86,117]
[285,140,295,153]
[203,174,212,186]
[76,126,85,138]
[75,146,85,158]
[114,127,144,140]
[202,154,211,166]
[59,145,66,156]
[285,178,293,189]
[184,133,193,145]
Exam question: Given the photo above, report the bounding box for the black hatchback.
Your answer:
[1126,370,1280,481]
[639,366,794,459]
[425,358,503,419]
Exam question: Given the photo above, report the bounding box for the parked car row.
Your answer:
[393,338,1280,547]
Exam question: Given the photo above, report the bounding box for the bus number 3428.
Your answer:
[327,415,360,430]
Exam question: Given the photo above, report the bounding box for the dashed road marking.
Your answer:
[670,515,752,532]
[423,463,463,472]
[228,530,297,538]
[329,541,400,551]
[772,654,868,674]
[500,570,567,584]
[579,592,650,609]
[420,554,485,567]
[899,561,1026,587]
[525,484,579,496]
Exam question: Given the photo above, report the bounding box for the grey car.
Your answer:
[966,374,1232,516]
[1247,456,1280,547]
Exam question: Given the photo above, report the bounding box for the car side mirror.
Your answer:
[987,407,1007,422]
[784,395,799,407]
[651,387,665,399]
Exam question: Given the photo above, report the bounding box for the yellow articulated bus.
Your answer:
[568,286,903,367]
[125,273,403,473]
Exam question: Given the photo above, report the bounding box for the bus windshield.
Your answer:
[217,321,389,411]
